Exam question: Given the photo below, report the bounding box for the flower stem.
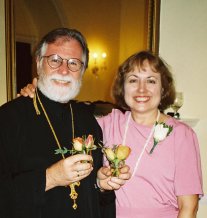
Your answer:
[150,141,158,154]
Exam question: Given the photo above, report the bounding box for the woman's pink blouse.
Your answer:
[97,109,203,218]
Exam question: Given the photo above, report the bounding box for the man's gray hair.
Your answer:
[35,28,89,73]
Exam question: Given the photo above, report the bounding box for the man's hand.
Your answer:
[46,154,93,191]
[97,165,131,191]
[17,77,37,98]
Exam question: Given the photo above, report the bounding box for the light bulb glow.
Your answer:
[93,53,98,59]
[102,52,107,58]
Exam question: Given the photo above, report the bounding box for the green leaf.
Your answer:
[54,147,70,155]
[167,125,173,136]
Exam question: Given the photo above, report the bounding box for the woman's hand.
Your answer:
[17,77,37,98]
[97,165,131,191]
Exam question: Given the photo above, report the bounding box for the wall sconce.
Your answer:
[91,52,107,78]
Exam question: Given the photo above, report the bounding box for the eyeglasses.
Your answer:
[41,54,84,72]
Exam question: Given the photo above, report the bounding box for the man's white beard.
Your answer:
[37,70,82,103]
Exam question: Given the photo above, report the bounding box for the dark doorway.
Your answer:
[16,41,32,93]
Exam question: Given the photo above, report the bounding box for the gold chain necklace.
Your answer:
[33,89,80,210]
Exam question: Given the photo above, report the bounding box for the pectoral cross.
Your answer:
[69,181,80,209]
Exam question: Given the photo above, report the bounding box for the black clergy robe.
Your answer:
[0,90,115,218]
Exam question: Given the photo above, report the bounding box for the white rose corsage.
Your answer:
[150,122,173,154]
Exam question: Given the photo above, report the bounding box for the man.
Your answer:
[0,28,129,218]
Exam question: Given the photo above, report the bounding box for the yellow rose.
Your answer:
[115,145,131,161]
[73,137,83,151]
[104,148,116,161]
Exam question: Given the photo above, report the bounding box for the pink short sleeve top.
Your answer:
[97,109,203,218]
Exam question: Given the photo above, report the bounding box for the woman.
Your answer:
[20,51,203,218]
[97,51,203,218]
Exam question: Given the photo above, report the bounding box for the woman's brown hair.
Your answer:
[112,51,175,111]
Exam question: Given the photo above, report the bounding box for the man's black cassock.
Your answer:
[0,90,115,218]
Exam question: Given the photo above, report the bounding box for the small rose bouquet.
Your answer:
[55,134,98,155]
[103,144,131,177]
[54,135,97,209]
[150,122,173,154]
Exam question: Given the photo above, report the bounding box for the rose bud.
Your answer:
[73,137,83,151]
[104,148,116,161]
[85,134,94,148]
[116,145,131,161]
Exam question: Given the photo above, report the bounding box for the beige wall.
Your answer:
[0,0,7,105]
[159,0,207,216]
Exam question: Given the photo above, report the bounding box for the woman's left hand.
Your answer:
[97,165,131,191]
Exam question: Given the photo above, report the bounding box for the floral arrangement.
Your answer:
[55,135,131,177]
[150,122,173,154]
[54,134,97,209]
[103,144,131,177]
[55,134,98,155]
